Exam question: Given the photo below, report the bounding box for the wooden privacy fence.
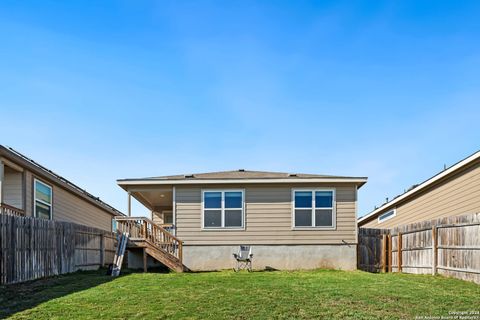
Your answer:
[357,228,390,272]
[0,214,116,285]
[358,213,480,284]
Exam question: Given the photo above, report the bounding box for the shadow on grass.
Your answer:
[0,268,128,318]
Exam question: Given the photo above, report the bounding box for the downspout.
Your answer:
[128,191,132,217]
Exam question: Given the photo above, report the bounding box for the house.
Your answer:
[0,146,123,231]
[116,170,367,271]
[358,150,480,228]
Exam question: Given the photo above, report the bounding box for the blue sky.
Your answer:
[1,1,479,217]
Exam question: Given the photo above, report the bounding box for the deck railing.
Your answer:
[114,216,183,262]
[159,223,175,233]
[0,203,25,217]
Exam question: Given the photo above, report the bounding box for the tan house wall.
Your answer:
[152,211,163,224]
[51,184,113,231]
[151,206,172,225]
[361,160,480,229]
[24,170,113,231]
[175,183,357,245]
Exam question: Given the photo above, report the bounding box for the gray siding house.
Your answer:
[117,170,367,271]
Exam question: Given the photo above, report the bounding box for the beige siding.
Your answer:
[51,185,113,231]
[3,169,23,209]
[362,161,480,229]
[176,184,357,245]
[151,206,172,225]
[24,170,113,231]
[152,211,163,224]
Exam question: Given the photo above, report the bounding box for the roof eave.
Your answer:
[358,150,480,224]
[117,177,368,187]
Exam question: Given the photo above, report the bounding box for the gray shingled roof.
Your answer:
[138,170,364,180]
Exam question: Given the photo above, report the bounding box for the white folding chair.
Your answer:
[233,245,253,272]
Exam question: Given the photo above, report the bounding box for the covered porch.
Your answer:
[116,185,185,272]
[125,185,175,233]
[0,157,25,216]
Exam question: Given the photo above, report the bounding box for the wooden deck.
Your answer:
[115,216,185,272]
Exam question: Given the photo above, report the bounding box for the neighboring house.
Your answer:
[117,170,367,271]
[0,146,123,231]
[358,150,480,229]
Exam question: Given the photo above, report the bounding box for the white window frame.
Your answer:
[378,208,396,223]
[291,188,336,230]
[201,189,245,230]
[34,178,53,219]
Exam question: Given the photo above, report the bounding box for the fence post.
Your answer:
[432,226,438,275]
[388,233,392,272]
[100,233,105,267]
[381,234,387,273]
[397,232,402,273]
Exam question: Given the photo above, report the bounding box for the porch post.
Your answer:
[128,191,132,217]
[172,186,176,236]
[143,248,147,273]
[0,160,4,205]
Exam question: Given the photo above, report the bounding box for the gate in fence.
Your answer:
[357,228,390,273]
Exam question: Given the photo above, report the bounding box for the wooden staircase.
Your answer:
[114,216,186,272]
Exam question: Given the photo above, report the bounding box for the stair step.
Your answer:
[115,216,185,272]
[145,246,185,272]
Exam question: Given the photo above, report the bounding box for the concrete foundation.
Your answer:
[182,245,357,271]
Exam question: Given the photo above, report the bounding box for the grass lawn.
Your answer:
[1,269,479,319]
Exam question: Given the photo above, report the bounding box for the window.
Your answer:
[378,209,396,223]
[293,189,335,228]
[202,190,244,229]
[163,211,173,224]
[34,179,52,219]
